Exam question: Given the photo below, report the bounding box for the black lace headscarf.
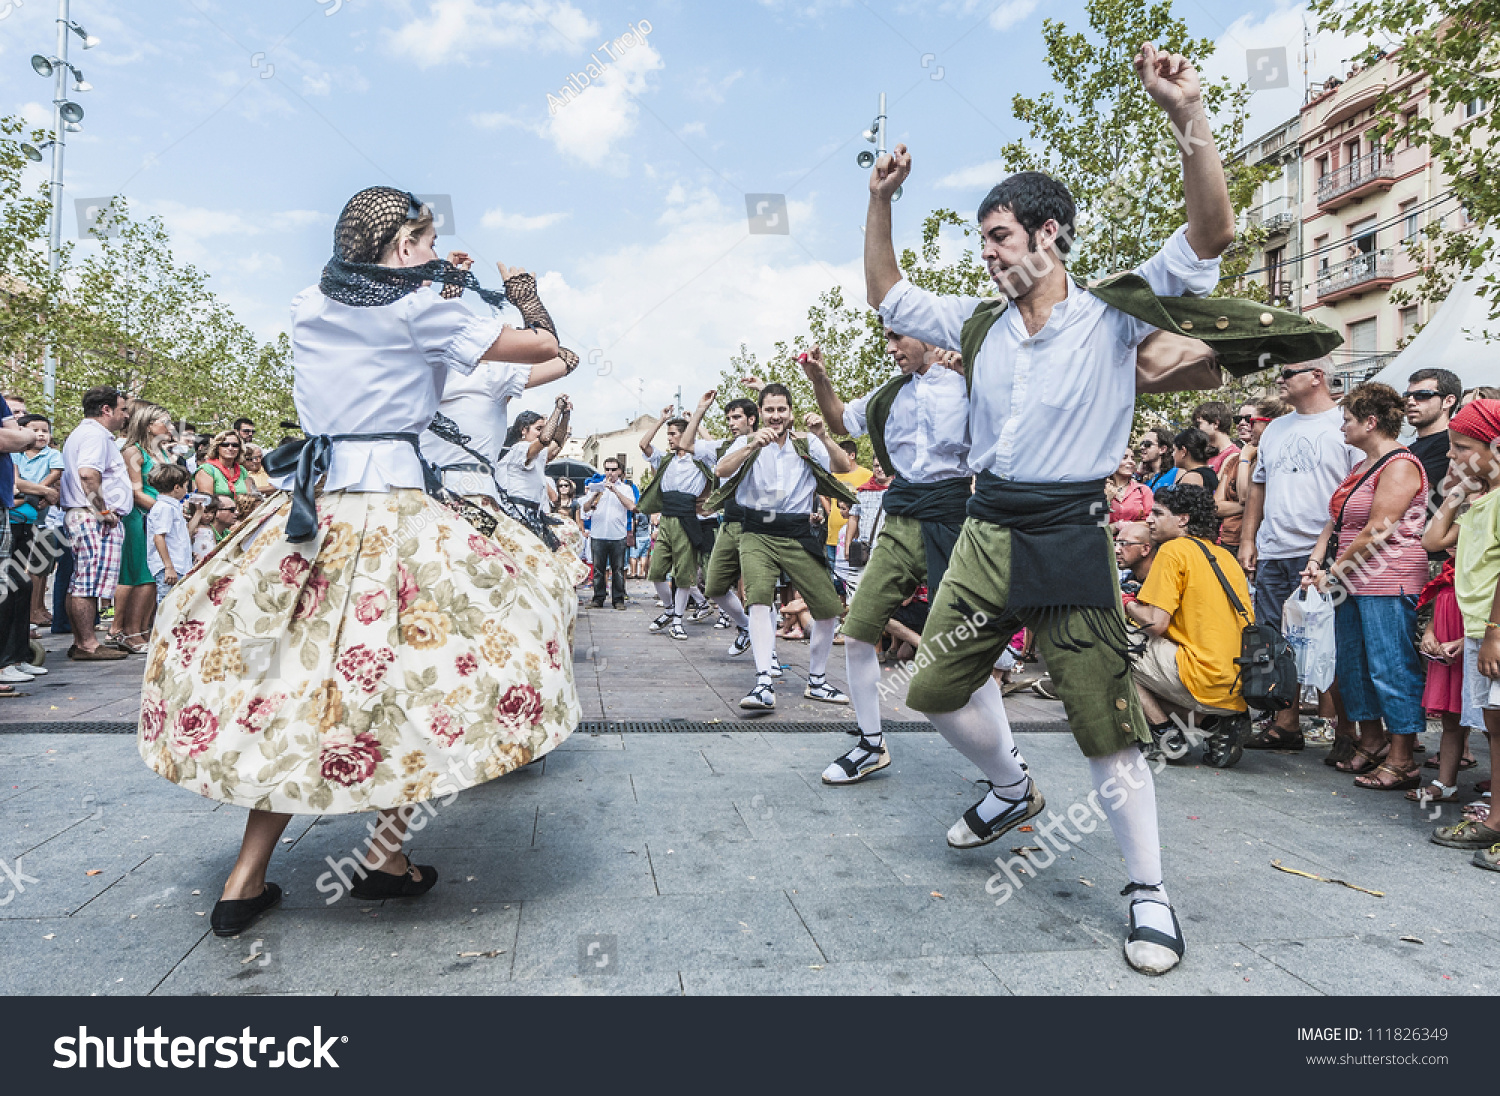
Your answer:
[319,186,508,309]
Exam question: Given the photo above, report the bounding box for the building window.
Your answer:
[1348,318,1378,358]
[1267,247,1286,300]
[1401,199,1420,242]
[1400,306,1420,342]
[1466,98,1487,118]
[1315,155,1329,180]
[1315,234,1330,275]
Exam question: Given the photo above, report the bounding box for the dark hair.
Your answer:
[1408,368,1462,407]
[665,417,688,433]
[232,417,255,430]
[148,462,191,493]
[81,386,122,419]
[724,397,759,428]
[17,413,49,428]
[1255,397,1289,419]
[1341,381,1406,439]
[976,172,1076,256]
[602,458,620,470]
[1193,401,1232,433]
[758,383,792,408]
[1171,427,1213,464]
[838,439,859,457]
[504,410,544,449]
[1155,485,1219,539]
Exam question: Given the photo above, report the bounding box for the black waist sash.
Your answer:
[965,473,1134,672]
[742,508,826,563]
[883,475,970,593]
[264,431,440,543]
[721,498,745,528]
[661,490,712,553]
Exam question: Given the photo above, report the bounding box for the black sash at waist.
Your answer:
[966,473,1115,611]
[661,491,712,553]
[742,508,825,563]
[883,475,971,523]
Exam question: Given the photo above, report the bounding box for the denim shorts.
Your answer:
[1461,636,1500,729]
[1253,555,1308,635]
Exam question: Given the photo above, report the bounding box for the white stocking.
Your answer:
[808,618,836,677]
[652,581,674,612]
[1087,747,1174,936]
[927,678,1028,794]
[748,603,776,676]
[845,638,883,740]
[715,589,750,629]
[673,585,691,618]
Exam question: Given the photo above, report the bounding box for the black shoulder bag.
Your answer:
[1186,537,1298,712]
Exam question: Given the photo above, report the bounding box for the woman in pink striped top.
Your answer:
[1303,383,1430,790]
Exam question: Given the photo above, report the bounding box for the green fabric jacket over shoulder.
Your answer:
[863,372,914,480]
[706,435,858,513]
[958,274,1342,384]
[635,453,716,515]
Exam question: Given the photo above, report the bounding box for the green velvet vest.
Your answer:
[706,435,858,513]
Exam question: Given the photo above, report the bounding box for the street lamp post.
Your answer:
[27,0,97,412]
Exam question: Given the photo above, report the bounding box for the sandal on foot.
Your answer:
[1405,781,1459,803]
[1473,844,1500,873]
[1353,762,1420,791]
[210,883,282,937]
[947,779,1045,849]
[1123,884,1184,975]
[1431,818,1500,849]
[1425,755,1478,771]
[348,854,438,900]
[1324,736,1358,767]
[821,739,890,785]
[1334,743,1387,774]
[1244,726,1305,751]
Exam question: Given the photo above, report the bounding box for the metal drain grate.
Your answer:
[4,719,1069,736]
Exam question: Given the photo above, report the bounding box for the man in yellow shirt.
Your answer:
[1124,484,1252,770]
[822,440,873,565]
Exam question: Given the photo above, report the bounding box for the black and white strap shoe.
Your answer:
[668,620,688,641]
[768,652,782,679]
[714,612,733,630]
[739,680,776,711]
[648,612,673,633]
[1123,884,1184,975]
[690,602,717,623]
[728,628,752,656]
[946,778,1046,849]
[821,738,890,785]
[804,676,849,704]
[1200,713,1247,769]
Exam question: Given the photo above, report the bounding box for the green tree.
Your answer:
[0,115,68,402]
[1310,0,1499,322]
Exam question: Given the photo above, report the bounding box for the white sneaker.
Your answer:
[13,662,47,676]
[0,666,36,683]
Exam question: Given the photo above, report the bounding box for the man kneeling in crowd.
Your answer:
[1123,485,1252,769]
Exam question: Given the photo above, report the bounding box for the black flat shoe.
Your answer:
[348,855,438,900]
[210,883,282,937]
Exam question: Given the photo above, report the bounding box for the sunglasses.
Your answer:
[1234,414,1255,423]
[1279,366,1320,381]
[1405,390,1441,402]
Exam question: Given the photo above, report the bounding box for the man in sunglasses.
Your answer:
[1239,357,1361,750]
[1404,368,1462,502]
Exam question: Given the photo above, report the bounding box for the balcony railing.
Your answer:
[1317,150,1395,206]
[1246,196,1297,234]
[1329,353,1399,391]
[1316,249,1395,300]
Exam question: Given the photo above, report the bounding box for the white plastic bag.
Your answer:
[1282,588,1336,692]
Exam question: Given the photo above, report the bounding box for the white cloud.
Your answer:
[480,207,570,231]
[1205,2,1373,143]
[988,0,1039,31]
[513,187,863,435]
[384,0,600,68]
[544,39,664,169]
[935,159,1008,190]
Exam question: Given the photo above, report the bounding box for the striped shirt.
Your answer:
[1329,450,1429,597]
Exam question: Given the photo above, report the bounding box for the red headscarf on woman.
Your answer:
[1450,398,1500,444]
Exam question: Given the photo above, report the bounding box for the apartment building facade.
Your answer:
[1235,48,1487,386]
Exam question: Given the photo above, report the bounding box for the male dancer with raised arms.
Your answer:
[800,339,972,784]
[711,385,854,712]
[637,394,720,641]
[865,43,1237,975]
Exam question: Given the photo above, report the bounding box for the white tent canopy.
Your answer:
[1370,232,1500,389]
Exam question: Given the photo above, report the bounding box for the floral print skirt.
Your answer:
[138,488,580,814]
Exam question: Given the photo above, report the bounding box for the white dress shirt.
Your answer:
[646,439,721,495]
[724,432,832,515]
[495,443,549,505]
[878,226,1220,484]
[284,285,505,493]
[841,365,972,483]
[420,361,531,467]
[60,418,134,513]
[586,479,633,540]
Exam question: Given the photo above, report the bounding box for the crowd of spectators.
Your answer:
[0,386,271,692]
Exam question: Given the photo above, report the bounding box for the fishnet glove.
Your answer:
[557,346,579,374]
[539,398,567,446]
[502,271,557,337]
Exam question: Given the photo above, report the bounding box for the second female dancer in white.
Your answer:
[139,188,580,937]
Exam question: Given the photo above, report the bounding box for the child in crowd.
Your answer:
[145,464,194,602]
[1416,557,1472,805]
[1424,399,1500,865]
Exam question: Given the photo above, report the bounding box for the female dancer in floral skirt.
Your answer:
[139,187,579,936]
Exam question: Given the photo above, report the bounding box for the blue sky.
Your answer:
[2,0,1364,434]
